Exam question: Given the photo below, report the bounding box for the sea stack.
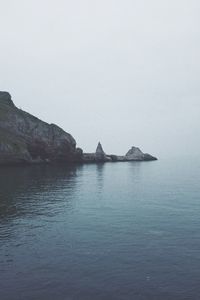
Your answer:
[95,142,106,161]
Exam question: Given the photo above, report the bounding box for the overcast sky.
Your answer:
[1,0,200,157]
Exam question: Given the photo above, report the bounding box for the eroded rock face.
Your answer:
[125,146,157,161]
[0,92,81,165]
[125,146,145,160]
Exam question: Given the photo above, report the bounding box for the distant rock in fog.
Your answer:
[83,143,157,163]
[83,142,111,163]
[125,146,157,161]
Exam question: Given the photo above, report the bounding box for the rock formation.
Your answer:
[0,91,157,165]
[83,143,157,163]
[95,142,111,162]
[0,92,82,165]
[95,142,106,160]
[83,142,111,163]
[125,146,157,161]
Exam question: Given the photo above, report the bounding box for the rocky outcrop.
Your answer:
[0,91,157,165]
[0,92,82,165]
[125,146,157,161]
[83,143,157,163]
[108,155,126,162]
[95,142,106,160]
[83,142,111,163]
[95,142,112,162]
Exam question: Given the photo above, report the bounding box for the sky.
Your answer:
[1,0,200,157]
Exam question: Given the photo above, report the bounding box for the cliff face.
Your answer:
[0,92,81,165]
[0,91,157,165]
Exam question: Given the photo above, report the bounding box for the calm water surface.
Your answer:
[0,158,200,300]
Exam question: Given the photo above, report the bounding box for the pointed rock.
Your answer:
[95,142,106,160]
[96,142,105,154]
[95,142,107,161]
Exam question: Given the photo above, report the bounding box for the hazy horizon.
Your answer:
[1,0,200,157]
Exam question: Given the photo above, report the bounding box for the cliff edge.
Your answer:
[0,92,81,165]
[0,91,157,165]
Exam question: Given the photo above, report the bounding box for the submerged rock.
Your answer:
[0,91,82,165]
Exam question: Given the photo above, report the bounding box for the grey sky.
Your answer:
[1,0,200,157]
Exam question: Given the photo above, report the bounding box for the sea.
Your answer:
[0,158,200,300]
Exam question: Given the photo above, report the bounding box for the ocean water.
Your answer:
[0,158,200,300]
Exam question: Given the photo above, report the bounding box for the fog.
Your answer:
[1,0,200,157]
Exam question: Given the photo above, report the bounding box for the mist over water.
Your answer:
[1,158,200,300]
[1,0,200,157]
[0,1,200,299]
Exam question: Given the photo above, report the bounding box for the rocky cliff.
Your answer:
[0,92,82,165]
[0,91,157,165]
